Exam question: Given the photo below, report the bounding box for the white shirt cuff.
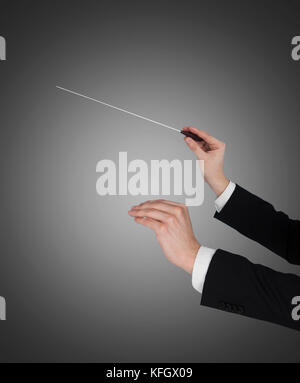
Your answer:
[215,181,236,213]
[192,246,216,294]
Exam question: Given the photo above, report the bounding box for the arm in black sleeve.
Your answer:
[201,249,300,331]
[214,185,300,265]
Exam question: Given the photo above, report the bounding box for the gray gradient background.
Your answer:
[0,0,300,363]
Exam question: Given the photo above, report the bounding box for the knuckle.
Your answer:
[159,224,168,235]
[175,207,183,217]
[199,130,208,137]
[167,216,176,224]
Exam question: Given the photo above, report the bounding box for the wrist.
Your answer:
[183,243,201,275]
[208,175,229,197]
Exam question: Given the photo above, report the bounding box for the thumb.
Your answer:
[185,137,206,160]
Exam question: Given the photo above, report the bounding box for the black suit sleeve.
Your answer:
[214,185,300,265]
[201,249,300,331]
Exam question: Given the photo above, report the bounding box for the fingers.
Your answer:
[132,200,185,216]
[129,204,170,235]
[134,217,162,233]
[134,199,185,208]
[129,200,190,239]
[129,207,171,223]
[150,199,185,207]
[184,136,207,159]
[183,127,224,148]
